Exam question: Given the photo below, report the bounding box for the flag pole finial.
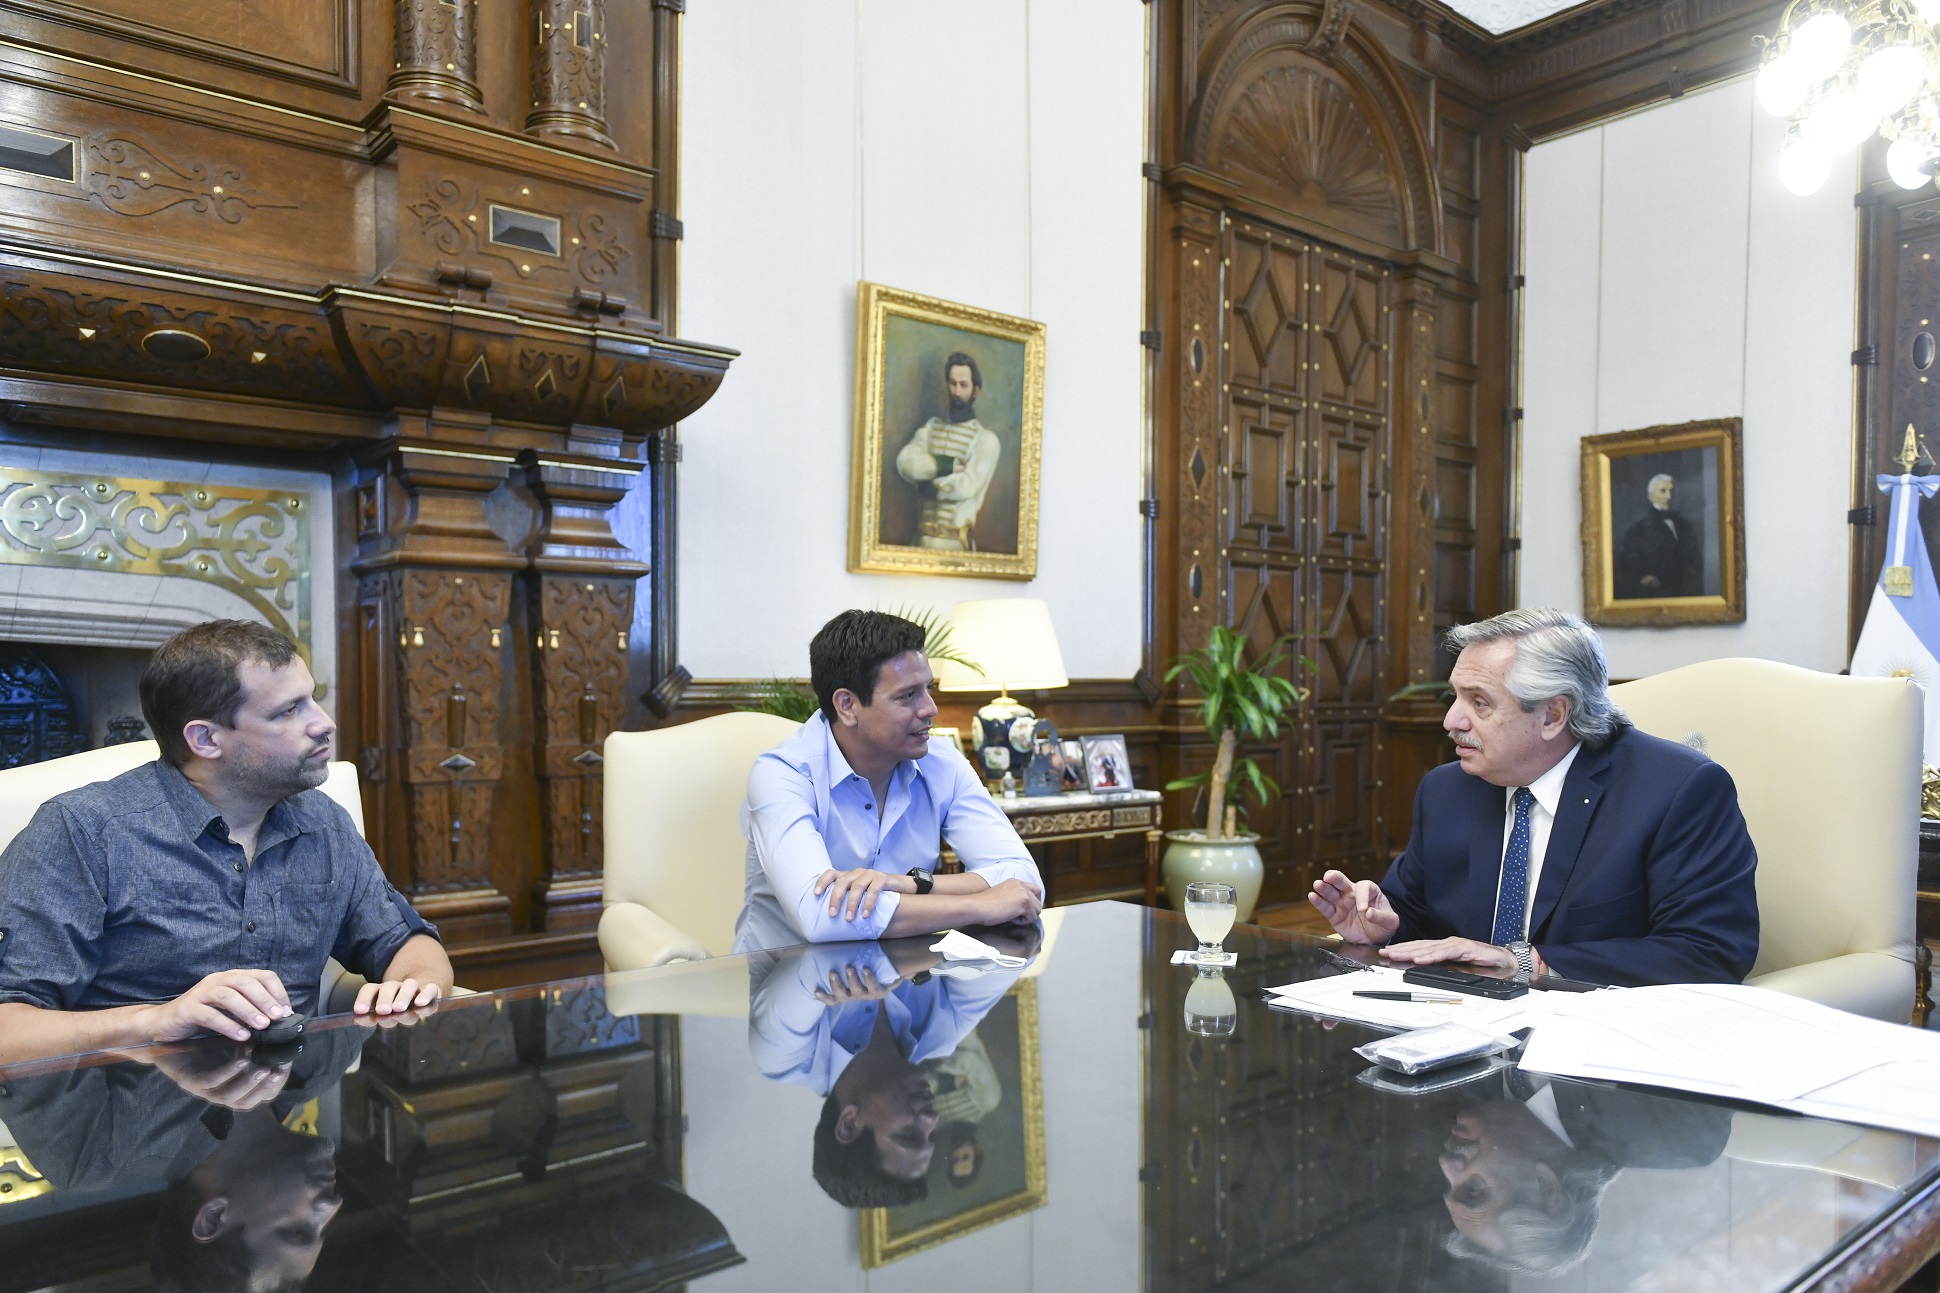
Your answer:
[1900,424,1922,473]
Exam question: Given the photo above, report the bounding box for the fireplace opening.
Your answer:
[0,642,151,769]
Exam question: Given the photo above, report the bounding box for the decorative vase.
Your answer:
[1161,829,1265,922]
[971,695,1037,785]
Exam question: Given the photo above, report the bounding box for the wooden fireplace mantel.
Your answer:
[0,0,724,985]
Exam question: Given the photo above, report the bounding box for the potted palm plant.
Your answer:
[737,605,976,723]
[1161,625,1310,921]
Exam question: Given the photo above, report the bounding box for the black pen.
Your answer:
[1353,989,1464,1004]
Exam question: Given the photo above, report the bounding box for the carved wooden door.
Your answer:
[1222,218,1391,900]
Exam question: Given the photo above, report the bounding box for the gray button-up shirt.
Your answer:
[0,759,436,1016]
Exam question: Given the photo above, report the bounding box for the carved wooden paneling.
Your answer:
[0,0,358,93]
[1211,59,1405,248]
[1157,0,1511,909]
[0,267,356,407]
[362,566,516,937]
[1217,219,1390,902]
[521,453,647,927]
[529,575,632,928]
[1173,194,1227,657]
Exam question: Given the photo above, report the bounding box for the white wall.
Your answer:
[670,0,1148,680]
[1519,78,1857,677]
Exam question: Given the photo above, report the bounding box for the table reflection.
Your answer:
[0,903,1933,1292]
[1436,1076,1732,1276]
[747,934,1034,1208]
[0,1027,363,1292]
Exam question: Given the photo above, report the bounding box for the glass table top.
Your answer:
[0,900,1934,1292]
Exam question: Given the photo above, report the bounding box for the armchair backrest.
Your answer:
[1607,659,1917,978]
[0,740,368,851]
[602,712,802,958]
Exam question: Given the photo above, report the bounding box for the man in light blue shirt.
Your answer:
[735,610,1045,953]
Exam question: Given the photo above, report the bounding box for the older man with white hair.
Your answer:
[1309,608,1758,986]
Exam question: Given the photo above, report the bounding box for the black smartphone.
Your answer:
[1401,965,1528,999]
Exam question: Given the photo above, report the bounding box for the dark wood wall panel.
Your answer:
[1152,0,1510,904]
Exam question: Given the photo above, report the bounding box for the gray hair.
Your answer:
[1647,472,1674,492]
[1442,1160,1619,1276]
[1443,609,1630,748]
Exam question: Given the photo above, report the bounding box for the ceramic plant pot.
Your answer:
[1160,829,1265,922]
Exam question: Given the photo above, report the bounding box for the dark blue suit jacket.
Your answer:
[1380,726,1759,987]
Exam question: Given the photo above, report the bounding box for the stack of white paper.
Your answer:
[1517,983,1940,1139]
[1264,966,1533,1036]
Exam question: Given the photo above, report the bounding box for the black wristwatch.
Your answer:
[907,867,935,896]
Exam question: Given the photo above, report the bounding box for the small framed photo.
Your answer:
[1058,738,1086,791]
[1580,417,1745,627]
[1080,734,1133,793]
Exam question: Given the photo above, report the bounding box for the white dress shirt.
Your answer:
[1490,742,1581,941]
[735,712,1043,952]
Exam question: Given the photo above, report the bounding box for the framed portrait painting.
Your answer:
[848,282,1045,580]
[859,980,1046,1267]
[1580,418,1745,627]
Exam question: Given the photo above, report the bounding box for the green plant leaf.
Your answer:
[735,677,819,723]
[882,603,982,673]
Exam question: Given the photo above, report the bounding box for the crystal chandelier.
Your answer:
[1755,0,1940,195]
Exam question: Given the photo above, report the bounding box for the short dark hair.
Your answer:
[140,620,301,767]
[809,610,926,724]
[811,1093,928,1209]
[944,350,982,390]
[151,1176,249,1293]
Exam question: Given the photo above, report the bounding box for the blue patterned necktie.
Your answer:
[1492,787,1536,946]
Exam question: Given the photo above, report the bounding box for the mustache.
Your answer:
[1449,733,1480,750]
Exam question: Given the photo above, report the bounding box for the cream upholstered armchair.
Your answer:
[1608,659,1920,1022]
[0,740,388,1015]
[599,711,802,970]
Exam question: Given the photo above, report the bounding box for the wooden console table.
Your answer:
[941,788,1164,907]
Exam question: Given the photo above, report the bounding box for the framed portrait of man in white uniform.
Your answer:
[848,281,1045,580]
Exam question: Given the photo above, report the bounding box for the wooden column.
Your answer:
[527,0,616,150]
[353,435,524,941]
[523,453,649,930]
[386,0,485,115]
[1389,253,1459,687]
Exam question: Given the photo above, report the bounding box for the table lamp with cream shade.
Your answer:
[934,598,1068,791]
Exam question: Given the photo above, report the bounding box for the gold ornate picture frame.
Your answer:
[859,980,1046,1267]
[848,281,1044,580]
[1580,418,1745,627]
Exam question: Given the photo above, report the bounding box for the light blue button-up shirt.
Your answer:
[734,712,1042,952]
[747,943,1019,1095]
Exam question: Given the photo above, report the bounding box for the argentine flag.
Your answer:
[1850,470,1940,766]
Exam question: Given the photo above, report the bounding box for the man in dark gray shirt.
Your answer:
[0,619,452,1063]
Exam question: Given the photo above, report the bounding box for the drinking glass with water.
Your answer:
[1183,881,1237,963]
